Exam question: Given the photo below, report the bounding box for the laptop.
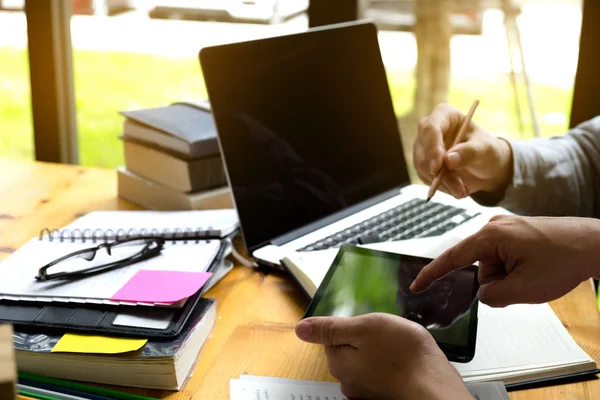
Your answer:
[199,21,503,268]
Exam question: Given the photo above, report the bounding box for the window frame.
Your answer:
[25,0,78,164]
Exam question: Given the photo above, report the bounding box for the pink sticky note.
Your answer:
[111,270,213,304]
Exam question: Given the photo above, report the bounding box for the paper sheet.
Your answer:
[230,378,346,400]
[51,334,147,354]
[112,307,176,330]
[231,375,509,400]
[111,270,213,303]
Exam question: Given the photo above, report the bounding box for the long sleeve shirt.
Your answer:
[473,116,600,217]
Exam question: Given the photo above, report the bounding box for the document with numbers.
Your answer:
[230,375,509,400]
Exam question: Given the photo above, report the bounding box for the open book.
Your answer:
[281,236,599,387]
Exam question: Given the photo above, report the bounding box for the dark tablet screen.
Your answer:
[304,246,479,362]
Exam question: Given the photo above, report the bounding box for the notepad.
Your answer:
[0,210,238,306]
[0,239,219,305]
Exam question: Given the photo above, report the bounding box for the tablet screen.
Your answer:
[304,246,479,362]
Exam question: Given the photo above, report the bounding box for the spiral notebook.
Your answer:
[0,210,239,307]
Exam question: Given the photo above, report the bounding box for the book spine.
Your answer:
[189,156,226,192]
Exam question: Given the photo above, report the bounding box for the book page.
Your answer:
[453,303,594,377]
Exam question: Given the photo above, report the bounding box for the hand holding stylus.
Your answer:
[412,103,513,201]
[427,100,479,202]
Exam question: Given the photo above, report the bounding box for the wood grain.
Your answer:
[1,158,599,400]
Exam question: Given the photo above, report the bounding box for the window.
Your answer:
[364,0,583,180]
[71,1,309,168]
[0,8,33,160]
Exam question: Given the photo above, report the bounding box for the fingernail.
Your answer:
[409,281,417,292]
[447,152,460,168]
[296,320,312,341]
[429,159,438,174]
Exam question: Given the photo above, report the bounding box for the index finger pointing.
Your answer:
[409,228,502,292]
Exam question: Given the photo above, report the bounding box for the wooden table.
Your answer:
[1,158,599,400]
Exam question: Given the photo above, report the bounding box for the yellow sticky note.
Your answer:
[51,334,147,354]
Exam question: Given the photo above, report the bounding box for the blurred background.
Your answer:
[0,0,584,178]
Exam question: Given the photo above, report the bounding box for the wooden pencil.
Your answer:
[426,100,480,202]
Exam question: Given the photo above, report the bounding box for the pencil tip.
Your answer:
[426,197,431,203]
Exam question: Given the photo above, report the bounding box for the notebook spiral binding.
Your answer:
[38,227,220,244]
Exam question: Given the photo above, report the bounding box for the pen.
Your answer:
[426,99,480,202]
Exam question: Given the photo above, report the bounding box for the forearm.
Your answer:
[473,117,600,217]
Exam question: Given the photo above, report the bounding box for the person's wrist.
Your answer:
[481,137,513,194]
[398,368,471,400]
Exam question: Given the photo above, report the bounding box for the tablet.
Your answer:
[304,246,479,362]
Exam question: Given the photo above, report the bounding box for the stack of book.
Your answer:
[14,299,217,390]
[118,101,233,210]
[1,210,240,391]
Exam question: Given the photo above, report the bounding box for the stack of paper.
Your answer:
[230,375,509,400]
[0,210,238,305]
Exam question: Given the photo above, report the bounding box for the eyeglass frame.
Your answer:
[35,236,166,282]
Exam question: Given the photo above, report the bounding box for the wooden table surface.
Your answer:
[1,158,599,400]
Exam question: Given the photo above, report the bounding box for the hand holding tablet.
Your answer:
[303,246,479,362]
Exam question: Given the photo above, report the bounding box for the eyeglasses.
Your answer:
[36,237,165,282]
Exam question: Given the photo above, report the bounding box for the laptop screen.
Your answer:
[200,22,409,251]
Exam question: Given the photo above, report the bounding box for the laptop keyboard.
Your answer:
[298,198,480,252]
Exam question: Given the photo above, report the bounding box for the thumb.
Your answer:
[296,317,360,346]
[445,141,485,170]
[477,278,521,308]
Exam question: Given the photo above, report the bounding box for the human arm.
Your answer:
[411,215,600,307]
[490,117,600,217]
[413,104,600,217]
[295,313,472,400]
